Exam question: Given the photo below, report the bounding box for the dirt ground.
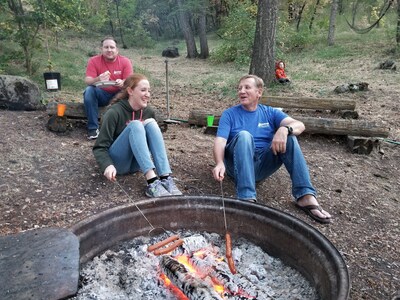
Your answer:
[0,53,399,299]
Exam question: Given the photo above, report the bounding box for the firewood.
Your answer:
[347,136,375,155]
[160,256,223,299]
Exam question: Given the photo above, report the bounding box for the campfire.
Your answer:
[156,235,258,299]
[71,196,350,299]
[73,231,317,300]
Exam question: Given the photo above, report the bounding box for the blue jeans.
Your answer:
[83,86,116,130]
[109,119,172,176]
[224,131,316,201]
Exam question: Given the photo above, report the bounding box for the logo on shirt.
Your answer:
[258,122,270,128]
[114,71,122,75]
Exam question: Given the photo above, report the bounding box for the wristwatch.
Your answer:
[284,126,293,135]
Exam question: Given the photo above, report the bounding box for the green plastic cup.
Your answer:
[207,115,215,127]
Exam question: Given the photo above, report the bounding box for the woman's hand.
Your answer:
[104,165,117,182]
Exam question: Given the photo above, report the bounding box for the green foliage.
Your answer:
[123,18,156,49]
[210,0,256,66]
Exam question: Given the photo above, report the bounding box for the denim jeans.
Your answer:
[83,86,116,130]
[109,119,172,176]
[224,131,316,201]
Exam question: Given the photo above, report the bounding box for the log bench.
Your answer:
[189,109,389,155]
[46,102,168,132]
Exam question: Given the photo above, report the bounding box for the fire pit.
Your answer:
[71,196,350,299]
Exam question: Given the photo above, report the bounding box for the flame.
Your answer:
[160,253,227,298]
[159,273,188,300]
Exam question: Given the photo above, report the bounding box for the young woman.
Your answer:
[93,73,182,197]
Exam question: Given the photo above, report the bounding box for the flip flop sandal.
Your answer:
[295,204,331,224]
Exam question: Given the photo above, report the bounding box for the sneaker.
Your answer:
[161,177,183,196]
[88,129,99,140]
[145,179,171,198]
[239,198,257,203]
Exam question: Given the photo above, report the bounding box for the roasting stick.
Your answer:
[220,180,237,274]
[114,180,183,255]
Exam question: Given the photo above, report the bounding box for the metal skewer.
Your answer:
[115,180,183,255]
[220,180,228,231]
[220,180,237,274]
[115,180,157,232]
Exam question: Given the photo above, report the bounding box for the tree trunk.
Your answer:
[309,0,321,31]
[249,0,278,86]
[328,0,339,46]
[115,0,127,48]
[176,0,198,58]
[296,2,306,32]
[198,8,209,59]
[397,0,400,45]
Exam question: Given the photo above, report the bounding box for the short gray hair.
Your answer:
[239,74,264,89]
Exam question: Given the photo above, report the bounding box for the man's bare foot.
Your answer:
[296,195,331,223]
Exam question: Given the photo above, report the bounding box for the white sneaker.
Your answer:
[145,179,171,198]
[161,177,183,195]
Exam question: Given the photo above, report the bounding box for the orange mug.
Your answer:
[57,103,67,117]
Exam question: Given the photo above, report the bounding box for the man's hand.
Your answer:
[271,127,288,155]
[115,78,124,87]
[104,165,117,182]
[99,71,110,82]
[213,162,225,182]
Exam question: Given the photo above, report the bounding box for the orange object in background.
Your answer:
[57,103,67,117]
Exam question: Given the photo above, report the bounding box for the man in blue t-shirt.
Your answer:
[212,75,331,224]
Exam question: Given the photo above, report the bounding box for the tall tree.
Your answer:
[309,0,321,32]
[176,0,198,58]
[5,0,84,74]
[249,0,278,86]
[397,0,400,46]
[328,0,339,46]
[198,8,209,58]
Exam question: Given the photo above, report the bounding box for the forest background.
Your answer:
[1,1,400,300]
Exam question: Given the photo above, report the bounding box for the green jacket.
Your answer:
[93,99,156,173]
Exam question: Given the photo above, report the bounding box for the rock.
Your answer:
[162,47,180,58]
[0,228,79,300]
[334,82,369,93]
[378,60,396,70]
[0,75,44,111]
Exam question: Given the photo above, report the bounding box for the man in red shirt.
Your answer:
[84,37,133,139]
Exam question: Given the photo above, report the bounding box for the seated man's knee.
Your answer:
[286,135,300,149]
[237,130,253,143]
[83,86,96,102]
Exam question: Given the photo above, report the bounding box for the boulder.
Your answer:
[162,47,180,58]
[0,75,44,111]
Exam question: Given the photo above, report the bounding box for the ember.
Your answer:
[72,231,317,300]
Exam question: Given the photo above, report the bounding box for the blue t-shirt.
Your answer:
[217,104,288,149]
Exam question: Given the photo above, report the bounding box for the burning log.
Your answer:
[160,255,223,300]
[189,254,260,299]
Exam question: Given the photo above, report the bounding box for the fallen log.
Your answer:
[296,116,389,138]
[46,102,107,119]
[189,110,389,138]
[46,101,166,123]
[260,95,356,111]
